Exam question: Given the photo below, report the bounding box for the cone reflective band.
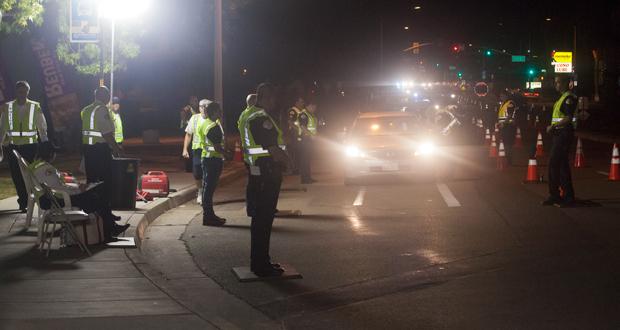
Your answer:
[488,134,498,158]
[535,132,544,157]
[485,129,491,146]
[233,140,243,162]
[609,144,620,181]
[515,127,523,148]
[497,142,507,170]
[574,138,585,168]
[524,158,539,183]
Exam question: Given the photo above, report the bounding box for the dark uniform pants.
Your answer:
[201,157,223,217]
[548,128,575,201]
[83,143,113,199]
[499,124,516,164]
[5,144,38,209]
[299,138,313,181]
[245,164,259,217]
[248,157,282,270]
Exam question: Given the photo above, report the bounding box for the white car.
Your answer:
[342,111,449,184]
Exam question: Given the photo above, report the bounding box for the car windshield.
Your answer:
[352,116,417,136]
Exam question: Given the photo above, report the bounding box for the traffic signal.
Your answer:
[527,68,536,76]
[457,71,463,78]
[485,50,492,56]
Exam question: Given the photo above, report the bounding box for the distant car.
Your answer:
[342,111,452,184]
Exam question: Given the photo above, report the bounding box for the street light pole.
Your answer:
[214,0,223,125]
[110,18,116,104]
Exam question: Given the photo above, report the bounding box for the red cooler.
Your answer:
[139,171,170,197]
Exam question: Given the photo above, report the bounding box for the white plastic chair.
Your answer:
[12,150,92,256]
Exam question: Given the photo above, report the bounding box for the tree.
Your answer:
[0,0,45,34]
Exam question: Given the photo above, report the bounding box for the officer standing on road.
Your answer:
[238,94,258,216]
[0,81,51,212]
[81,86,123,191]
[197,102,227,226]
[542,75,577,207]
[287,97,305,175]
[183,99,209,204]
[242,83,290,277]
[111,97,123,145]
[497,90,517,164]
[297,102,318,184]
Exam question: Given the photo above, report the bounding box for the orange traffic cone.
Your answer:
[535,132,544,158]
[609,144,620,181]
[514,127,523,148]
[488,134,498,158]
[233,141,243,162]
[484,128,491,146]
[574,138,585,168]
[496,141,508,171]
[523,158,540,183]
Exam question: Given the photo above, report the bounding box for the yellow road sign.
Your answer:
[553,51,572,63]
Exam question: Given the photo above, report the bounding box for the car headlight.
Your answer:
[346,146,364,158]
[415,142,436,156]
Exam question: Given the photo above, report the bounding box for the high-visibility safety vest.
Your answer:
[189,113,206,150]
[242,107,285,165]
[237,105,259,164]
[3,99,41,145]
[551,91,577,128]
[198,118,224,159]
[291,106,303,137]
[81,102,108,145]
[301,109,317,135]
[497,100,514,122]
[112,111,123,143]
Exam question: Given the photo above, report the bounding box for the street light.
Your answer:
[99,0,151,105]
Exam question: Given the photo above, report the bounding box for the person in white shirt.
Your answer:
[182,99,210,203]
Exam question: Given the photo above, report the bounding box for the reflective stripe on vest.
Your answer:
[302,109,317,134]
[81,103,107,145]
[113,112,123,143]
[6,101,38,145]
[202,119,224,158]
[238,106,258,164]
[551,92,577,127]
[243,109,285,165]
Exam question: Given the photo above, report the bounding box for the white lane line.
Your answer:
[436,183,461,208]
[597,171,609,176]
[353,187,367,206]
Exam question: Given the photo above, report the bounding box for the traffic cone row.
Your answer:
[514,127,523,148]
[488,134,498,158]
[574,138,585,168]
[609,143,620,181]
[496,141,507,171]
[233,140,243,162]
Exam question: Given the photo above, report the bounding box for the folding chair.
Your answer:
[11,150,40,228]
[12,150,92,257]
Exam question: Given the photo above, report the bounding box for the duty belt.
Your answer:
[8,131,37,137]
[82,130,103,137]
[245,145,287,155]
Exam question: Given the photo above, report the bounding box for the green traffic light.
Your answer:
[485,50,492,56]
[528,69,536,75]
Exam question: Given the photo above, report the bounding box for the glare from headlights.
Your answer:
[450,94,456,99]
[415,142,436,156]
[434,104,440,110]
[346,146,363,158]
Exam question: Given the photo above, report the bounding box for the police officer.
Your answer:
[111,97,123,145]
[497,90,517,164]
[81,86,123,196]
[542,75,577,207]
[241,83,290,277]
[238,94,258,216]
[287,97,305,175]
[196,101,226,225]
[297,103,318,184]
[183,99,209,203]
[0,81,50,212]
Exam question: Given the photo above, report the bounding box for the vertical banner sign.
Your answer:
[70,0,99,43]
[30,38,81,132]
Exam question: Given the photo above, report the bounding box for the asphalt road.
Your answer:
[183,142,620,329]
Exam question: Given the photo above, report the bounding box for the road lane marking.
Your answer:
[436,183,461,207]
[597,171,609,176]
[353,187,367,206]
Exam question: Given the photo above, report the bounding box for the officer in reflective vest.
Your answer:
[287,97,305,174]
[237,94,258,216]
[497,90,517,164]
[542,75,577,207]
[183,99,209,204]
[81,86,123,195]
[197,102,226,226]
[111,97,123,144]
[297,103,318,183]
[0,81,50,212]
[243,83,291,277]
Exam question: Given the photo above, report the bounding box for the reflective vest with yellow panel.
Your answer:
[551,91,577,128]
[237,105,259,164]
[497,100,514,123]
[190,113,206,150]
[301,109,317,135]
[198,118,225,159]
[112,111,123,143]
[3,99,41,145]
[242,108,285,165]
[81,102,108,145]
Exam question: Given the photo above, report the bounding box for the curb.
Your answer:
[126,163,246,249]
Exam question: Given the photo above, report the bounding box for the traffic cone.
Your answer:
[523,158,540,183]
[233,141,243,162]
[488,134,498,158]
[496,141,508,171]
[514,127,523,148]
[574,138,585,168]
[609,144,620,181]
[484,128,491,146]
[535,132,544,158]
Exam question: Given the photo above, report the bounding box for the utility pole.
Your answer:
[214,0,223,125]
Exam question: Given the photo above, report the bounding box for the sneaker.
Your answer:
[196,188,203,204]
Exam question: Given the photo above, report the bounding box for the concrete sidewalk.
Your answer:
[0,161,253,329]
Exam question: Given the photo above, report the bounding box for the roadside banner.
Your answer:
[70,0,99,43]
